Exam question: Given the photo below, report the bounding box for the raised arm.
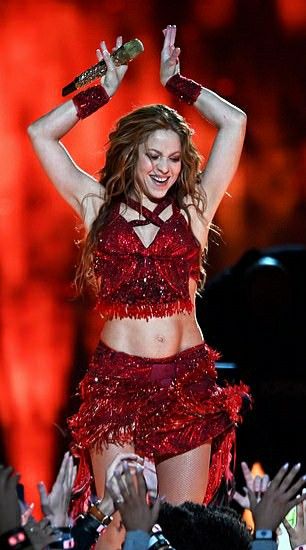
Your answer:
[161,25,246,224]
[27,36,128,221]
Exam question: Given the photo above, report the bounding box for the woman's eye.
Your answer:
[171,158,181,163]
[147,154,159,161]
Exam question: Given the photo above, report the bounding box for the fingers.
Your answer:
[241,462,253,486]
[37,481,48,506]
[151,496,161,524]
[283,516,293,534]
[108,461,147,510]
[232,488,248,508]
[96,48,103,62]
[247,488,258,511]
[65,455,75,490]
[136,465,147,501]
[116,35,123,49]
[106,453,143,481]
[286,475,306,501]
[163,25,176,49]
[279,463,302,495]
[100,41,115,71]
[262,474,270,492]
[268,462,290,491]
[55,452,70,485]
[71,465,77,488]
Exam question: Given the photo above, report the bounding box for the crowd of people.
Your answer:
[1,452,306,550]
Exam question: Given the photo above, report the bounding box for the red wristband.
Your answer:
[165,73,202,105]
[72,84,110,119]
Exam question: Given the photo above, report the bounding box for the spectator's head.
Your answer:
[158,501,252,550]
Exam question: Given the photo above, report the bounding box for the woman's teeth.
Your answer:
[150,175,169,185]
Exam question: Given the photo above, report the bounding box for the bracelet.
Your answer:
[148,530,174,550]
[88,502,113,526]
[0,527,31,549]
[255,529,277,541]
[165,73,202,105]
[72,84,110,119]
[49,527,75,549]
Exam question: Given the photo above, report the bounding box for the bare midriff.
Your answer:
[100,278,204,358]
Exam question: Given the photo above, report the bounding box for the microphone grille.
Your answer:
[113,39,144,65]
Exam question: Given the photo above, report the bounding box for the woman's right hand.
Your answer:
[97,36,128,97]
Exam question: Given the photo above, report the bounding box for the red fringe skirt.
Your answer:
[68,340,249,516]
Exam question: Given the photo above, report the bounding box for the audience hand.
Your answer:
[233,461,270,509]
[37,452,76,527]
[0,465,21,535]
[97,452,144,517]
[107,461,160,532]
[25,517,59,550]
[283,493,306,549]
[249,463,306,532]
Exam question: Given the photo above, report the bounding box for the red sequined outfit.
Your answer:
[68,194,250,515]
[93,194,201,320]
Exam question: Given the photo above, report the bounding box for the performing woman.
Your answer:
[28,24,248,525]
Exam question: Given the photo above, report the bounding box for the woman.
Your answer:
[28,25,248,515]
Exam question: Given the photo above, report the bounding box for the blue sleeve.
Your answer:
[123,530,151,550]
[252,541,278,550]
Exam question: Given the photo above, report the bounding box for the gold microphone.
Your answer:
[62,38,144,96]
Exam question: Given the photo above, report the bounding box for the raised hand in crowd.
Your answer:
[24,516,59,550]
[107,460,160,533]
[283,492,306,549]
[0,465,21,535]
[233,461,270,509]
[249,463,306,532]
[37,451,76,528]
[95,452,145,517]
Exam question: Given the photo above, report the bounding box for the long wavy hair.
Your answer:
[76,104,208,292]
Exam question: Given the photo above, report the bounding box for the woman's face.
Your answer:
[135,129,182,199]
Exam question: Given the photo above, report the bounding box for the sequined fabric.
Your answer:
[93,195,201,320]
[68,341,250,516]
[166,73,202,105]
[72,84,110,119]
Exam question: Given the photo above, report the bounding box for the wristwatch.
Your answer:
[88,501,113,526]
[255,529,277,541]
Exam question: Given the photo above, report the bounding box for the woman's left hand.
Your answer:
[160,24,180,86]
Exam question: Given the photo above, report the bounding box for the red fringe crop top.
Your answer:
[93,194,202,320]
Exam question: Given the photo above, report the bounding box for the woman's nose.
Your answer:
[156,156,169,173]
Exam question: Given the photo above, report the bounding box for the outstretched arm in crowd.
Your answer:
[72,452,145,550]
[249,463,306,549]
[37,451,76,528]
[107,461,165,550]
[283,493,306,550]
